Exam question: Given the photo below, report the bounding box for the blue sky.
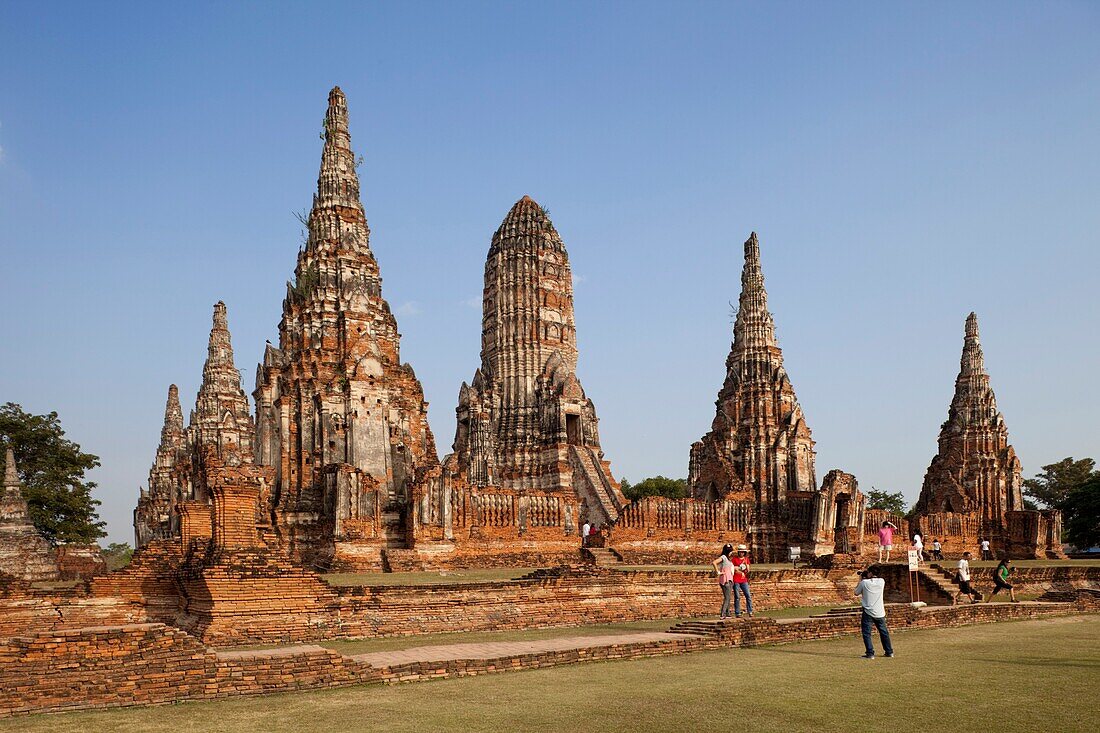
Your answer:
[1,2,1098,545]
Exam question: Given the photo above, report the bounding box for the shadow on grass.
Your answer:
[968,656,1100,669]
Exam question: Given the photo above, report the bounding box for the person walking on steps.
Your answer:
[712,544,735,619]
[878,521,898,562]
[854,567,894,659]
[987,557,1018,603]
[912,532,925,565]
[931,538,943,561]
[581,520,591,548]
[732,544,754,618]
[953,551,983,604]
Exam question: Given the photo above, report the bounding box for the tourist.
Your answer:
[712,543,736,619]
[953,551,983,604]
[732,544,753,617]
[912,532,924,564]
[987,557,1018,603]
[980,537,993,561]
[878,520,898,562]
[931,538,943,561]
[582,520,591,547]
[854,567,894,659]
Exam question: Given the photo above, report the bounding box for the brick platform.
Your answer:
[2,590,1095,717]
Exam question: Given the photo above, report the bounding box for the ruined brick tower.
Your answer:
[134,303,262,548]
[191,301,255,470]
[253,87,438,567]
[689,233,816,505]
[448,196,624,523]
[0,448,59,581]
[914,313,1024,526]
[134,384,186,547]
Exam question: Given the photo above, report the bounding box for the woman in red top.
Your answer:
[732,544,753,618]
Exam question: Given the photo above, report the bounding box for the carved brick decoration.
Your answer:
[913,313,1025,532]
[688,233,816,505]
[0,448,59,581]
[134,384,186,547]
[253,87,438,568]
[447,196,624,525]
[134,303,263,548]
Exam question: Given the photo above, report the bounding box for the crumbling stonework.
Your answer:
[688,233,816,504]
[253,87,438,569]
[0,449,58,581]
[446,196,624,526]
[914,313,1024,522]
[134,384,185,546]
[911,313,1059,557]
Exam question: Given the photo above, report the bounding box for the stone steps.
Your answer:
[581,547,623,567]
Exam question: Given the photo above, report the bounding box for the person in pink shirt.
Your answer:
[712,544,736,619]
[878,521,898,562]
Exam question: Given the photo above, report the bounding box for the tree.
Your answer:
[620,476,688,501]
[1024,457,1096,509]
[101,542,134,571]
[0,403,105,543]
[1062,474,1100,550]
[866,489,906,515]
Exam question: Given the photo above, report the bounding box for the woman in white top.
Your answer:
[912,533,924,564]
[712,544,736,619]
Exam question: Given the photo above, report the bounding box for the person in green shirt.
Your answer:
[987,557,1018,603]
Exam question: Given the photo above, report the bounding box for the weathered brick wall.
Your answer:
[175,548,341,645]
[0,624,211,715]
[2,597,1095,717]
[952,565,1100,595]
[55,544,107,580]
[332,567,862,638]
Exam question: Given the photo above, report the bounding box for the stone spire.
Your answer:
[450,195,623,522]
[2,448,22,502]
[914,313,1024,524]
[1,447,35,531]
[253,87,438,567]
[315,86,362,210]
[190,302,254,461]
[689,232,816,507]
[161,384,185,447]
[732,233,778,352]
[0,447,59,580]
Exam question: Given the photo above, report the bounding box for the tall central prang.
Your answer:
[447,196,624,524]
[253,87,438,567]
[689,233,817,505]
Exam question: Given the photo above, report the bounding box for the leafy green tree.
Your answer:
[1024,457,1096,509]
[620,476,688,501]
[0,403,105,543]
[101,542,134,571]
[866,489,907,515]
[1061,474,1100,550]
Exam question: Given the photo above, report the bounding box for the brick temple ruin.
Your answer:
[125,86,1062,572]
[910,312,1063,558]
[0,84,1091,719]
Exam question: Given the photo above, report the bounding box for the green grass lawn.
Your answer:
[8,614,1095,732]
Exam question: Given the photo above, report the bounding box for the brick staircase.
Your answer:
[581,547,623,567]
[570,446,622,522]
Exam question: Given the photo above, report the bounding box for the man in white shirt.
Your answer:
[980,538,993,561]
[582,521,591,547]
[854,568,894,659]
[953,551,983,604]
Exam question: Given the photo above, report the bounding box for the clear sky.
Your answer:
[1,2,1098,545]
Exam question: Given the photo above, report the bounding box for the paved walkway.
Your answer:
[349,631,697,668]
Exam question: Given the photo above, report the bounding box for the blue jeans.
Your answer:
[733,581,752,616]
[720,582,733,618]
[861,611,893,656]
